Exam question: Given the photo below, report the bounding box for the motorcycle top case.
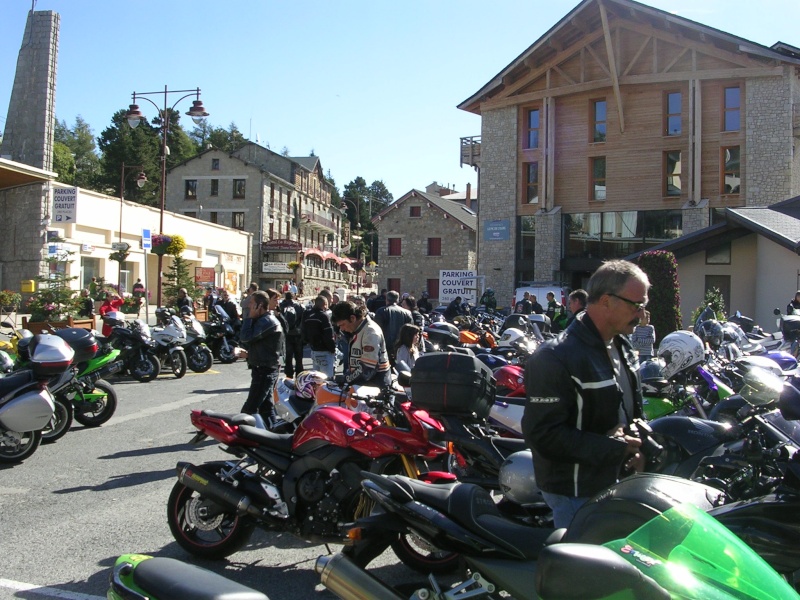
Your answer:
[27,334,75,378]
[52,328,99,364]
[781,314,800,340]
[411,351,496,419]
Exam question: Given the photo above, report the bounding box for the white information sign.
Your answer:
[52,187,78,223]
[439,270,477,305]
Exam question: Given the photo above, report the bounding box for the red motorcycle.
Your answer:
[166,389,454,572]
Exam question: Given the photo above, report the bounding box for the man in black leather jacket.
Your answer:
[239,290,285,424]
[522,260,648,528]
[373,290,412,364]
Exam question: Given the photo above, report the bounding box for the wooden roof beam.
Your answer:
[599,0,625,133]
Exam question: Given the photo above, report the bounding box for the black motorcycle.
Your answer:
[202,305,238,364]
[101,314,161,382]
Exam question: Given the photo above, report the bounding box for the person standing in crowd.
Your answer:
[545,291,561,322]
[175,288,194,312]
[203,287,218,310]
[89,277,98,299]
[290,280,298,295]
[515,291,533,314]
[479,288,497,312]
[530,294,544,314]
[417,291,433,314]
[368,289,387,312]
[240,282,259,318]
[78,288,94,319]
[630,309,656,361]
[239,290,285,424]
[132,279,146,316]
[279,291,305,378]
[301,295,336,378]
[401,295,425,330]
[522,260,648,528]
[566,288,588,326]
[788,291,800,315]
[216,289,241,329]
[444,296,462,321]
[331,301,392,388]
[99,292,124,337]
[374,290,412,365]
[394,323,422,373]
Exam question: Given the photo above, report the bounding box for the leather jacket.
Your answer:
[373,303,412,350]
[522,312,642,498]
[239,311,284,371]
[302,307,336,353]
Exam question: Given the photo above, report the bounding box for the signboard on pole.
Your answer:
[142,228,152,250]
[439,270,477,305]
[52,187,77,223]
[195,267,215,287]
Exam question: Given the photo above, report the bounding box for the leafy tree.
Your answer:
[635,250,682,344]
[162,255,202,308]
[151,108,197,169]
[52,141,76,184]
[281,146,290,157]
[193,122,246,153]
[54,116,101,189]
[342,177,393,262]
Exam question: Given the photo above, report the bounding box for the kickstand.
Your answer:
[324,543,333,555]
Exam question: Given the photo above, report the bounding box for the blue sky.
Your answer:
[2,0,799,200]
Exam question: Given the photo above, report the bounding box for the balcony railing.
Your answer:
[460,135,481,168]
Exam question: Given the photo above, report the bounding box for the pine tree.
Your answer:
[690,287,727,327]
[162,256,201,308]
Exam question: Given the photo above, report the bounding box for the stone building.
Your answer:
[165,143,357,294]
[372,183,477,304]
[459,0,800,308]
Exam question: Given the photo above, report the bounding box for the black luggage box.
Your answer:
[781,315,800,340]
[411,351,496,419]
[52,328,99,364]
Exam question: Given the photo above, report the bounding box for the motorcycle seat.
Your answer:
[199,410,258,427]
[0,369,35,397]
[237,424,295,453]
[132,556,268,600]
[385,474,554,560]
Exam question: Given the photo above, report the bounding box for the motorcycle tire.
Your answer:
[0,430,42,463]
[391,533,461,574]
[73,379,118,427]
[130,353,160,382]
[167,480,256,560]
[41,396,74,443]
[169,349,188,379]
[187,345,213,373]
[218,343,238,364]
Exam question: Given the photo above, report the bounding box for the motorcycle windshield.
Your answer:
[604,503,797,599]
[762,409,800,445]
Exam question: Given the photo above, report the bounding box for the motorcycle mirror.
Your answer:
[774,308,782,316]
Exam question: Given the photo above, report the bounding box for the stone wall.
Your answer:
[534,207,562,283]
[0,183,50,292]
[0,11,59,171]
[478,107,517,305]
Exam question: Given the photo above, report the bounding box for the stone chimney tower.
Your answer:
[1,10,60,170]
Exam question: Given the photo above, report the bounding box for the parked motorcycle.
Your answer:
[203,305,238,363]
[0,333,74,463]
[102,312,161,382]
[177,306,214,373]
[151,307,188,378]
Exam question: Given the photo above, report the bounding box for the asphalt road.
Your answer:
[0,358,421,600]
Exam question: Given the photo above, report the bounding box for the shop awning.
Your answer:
[303,248,325,260]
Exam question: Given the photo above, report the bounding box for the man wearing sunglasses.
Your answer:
[522,260,649,528]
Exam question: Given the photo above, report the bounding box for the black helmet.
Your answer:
[179,305,194,316]
[696,319,724,349]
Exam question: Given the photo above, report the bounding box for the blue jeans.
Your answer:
[541,491,590,529]
[311,350,335,378]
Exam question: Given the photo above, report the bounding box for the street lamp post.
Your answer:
[118,163,147,293]
[124,86,209,307]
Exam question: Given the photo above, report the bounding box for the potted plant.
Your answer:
[288,260,301,273]
[119,294,142,315]
[0,290,22,312]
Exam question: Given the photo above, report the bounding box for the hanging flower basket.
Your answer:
[109,250,130,262]
[150,234,173,256]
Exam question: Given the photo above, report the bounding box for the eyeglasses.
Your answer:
[608,293,647,311]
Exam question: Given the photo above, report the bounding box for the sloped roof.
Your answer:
[373,189,477,230]
[459,0,800,113]
[290,156,320,172]
[0,157,57,191]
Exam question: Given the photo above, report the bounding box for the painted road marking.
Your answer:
[0,579,105,600]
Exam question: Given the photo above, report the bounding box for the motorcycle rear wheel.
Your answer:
[391,533,461,574]
[0,430,41,463]
[130,353,160,382]
[167,481,256,560]
[169,349,188,379]
[41,396,74,443]
[73,379,118,427]
[187,345,213,373]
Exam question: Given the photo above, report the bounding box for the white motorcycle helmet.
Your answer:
[498,450,544,505]
[295,370,328,400]
[657,330,704,379]
[497,327,527,348]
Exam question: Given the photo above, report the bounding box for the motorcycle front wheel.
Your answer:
[73,379,118,427]
[41,396,74,443]
[169,349,188,379]
[187,345,213,373]
[0,430,42,463]
[167,481,256,559]
[130,352,160,382]
[218,342,238,364]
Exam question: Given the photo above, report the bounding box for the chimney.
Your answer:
[465,183,472,209]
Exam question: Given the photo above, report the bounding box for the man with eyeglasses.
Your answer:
[522,260,649,528]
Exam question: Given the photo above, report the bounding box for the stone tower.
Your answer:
[1,10,60,170]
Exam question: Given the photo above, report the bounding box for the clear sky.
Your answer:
[2,0,799,200]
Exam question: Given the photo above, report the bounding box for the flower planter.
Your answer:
[22,316,95,334]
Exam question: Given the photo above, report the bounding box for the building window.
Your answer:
[209,211,218,224]
[591,157,606,201]
[232,212,245,229]
[525,108,540,149]
[184,211,197,219]
[664,92,681,136]
[388,238,402,256]
[409,206,421,218]
[592,99,607,143]
[427,278,439,300]
[706,243,731,265]
[387,278,401,293]
[564,209,681,259]
[210,179,219,196]
[427,238,442,256]
[525,162,539,204]
[211,158,220,170]
[723,86,741,131]
[664,151,682,197]
[722,146,740,194]
[233,179,246,198]
[184,180,197,199]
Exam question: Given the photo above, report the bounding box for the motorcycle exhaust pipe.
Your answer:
[315,553,405,600]
[176,462,264,519]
